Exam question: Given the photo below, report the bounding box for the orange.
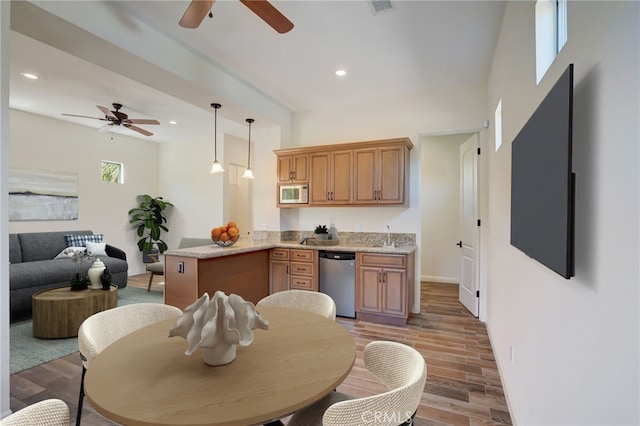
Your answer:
[211,227,222,238]
[227,221,237,229]
[219,232,230,242]
[220,226,228,233]
[227,227,239,238]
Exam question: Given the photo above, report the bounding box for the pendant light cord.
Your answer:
[246,118,254,169]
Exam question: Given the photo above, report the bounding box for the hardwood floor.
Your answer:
[9,275,512,425]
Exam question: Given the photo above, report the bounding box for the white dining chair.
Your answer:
[75,303,182,425]
[287,341,427,426]
[256,290,336,321]
[0,399,69,426]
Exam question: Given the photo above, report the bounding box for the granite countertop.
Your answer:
[164,238,416,259]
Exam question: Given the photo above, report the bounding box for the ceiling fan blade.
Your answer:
[124,124,153,137]
[62,113,108,121]
[239,0,294,34]
[97,105,117,119]
[180,0,214,28]
[127,118,160,125]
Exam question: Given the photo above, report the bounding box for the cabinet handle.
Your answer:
[286,265,289,274]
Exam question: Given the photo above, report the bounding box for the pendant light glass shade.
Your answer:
[241,118,255,180]
[210,103,224,174]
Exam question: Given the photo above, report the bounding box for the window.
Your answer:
[102,161,123,183]
[494,100,503,152]
[535,0,568,84]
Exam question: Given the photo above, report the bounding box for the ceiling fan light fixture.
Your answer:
[210,103,225,174]
[241,118,255,180]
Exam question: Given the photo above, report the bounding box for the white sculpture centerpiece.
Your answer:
[169,291,269,366]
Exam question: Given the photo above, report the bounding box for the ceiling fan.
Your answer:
[179,0,294,34]
[61,103,160,136]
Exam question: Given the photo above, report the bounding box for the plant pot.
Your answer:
[316,234,328,241]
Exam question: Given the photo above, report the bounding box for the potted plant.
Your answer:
[314,225,329,240]
[128,195,174,256]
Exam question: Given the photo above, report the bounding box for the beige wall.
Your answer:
[486,2,639,424]
[9,109,159,275]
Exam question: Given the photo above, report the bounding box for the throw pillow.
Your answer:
[54,246,86,259]
[85,241,108,257]
[65,233,104,247]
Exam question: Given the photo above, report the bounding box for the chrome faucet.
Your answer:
[383,225,394,248]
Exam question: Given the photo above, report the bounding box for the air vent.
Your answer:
[370,0,393,15]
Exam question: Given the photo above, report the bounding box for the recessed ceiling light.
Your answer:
[20,72,39,80]
[335,69,347,77]
[169,120,177,125]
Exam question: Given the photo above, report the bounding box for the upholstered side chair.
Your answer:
[75,303,182,425]
[256,289,337,321]
[287,341,427,426]
[0,399,69,426]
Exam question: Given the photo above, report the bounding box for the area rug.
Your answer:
[10,286,163,374]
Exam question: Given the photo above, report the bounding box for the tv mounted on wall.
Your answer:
[510,63,575,279]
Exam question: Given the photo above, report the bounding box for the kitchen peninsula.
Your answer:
[163,238,416,325]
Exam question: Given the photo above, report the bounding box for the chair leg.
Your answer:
[76,365,86,426]
[147,272,155,292]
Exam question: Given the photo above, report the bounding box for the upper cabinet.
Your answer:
[274,138,412,207]
[309,150,353,205]
[354,144,406,205]
[277,154,308,183]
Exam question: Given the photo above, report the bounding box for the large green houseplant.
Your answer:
[128,194,174,254]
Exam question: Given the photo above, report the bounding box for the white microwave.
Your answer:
[279,184,309,204]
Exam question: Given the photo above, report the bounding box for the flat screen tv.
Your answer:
[510,63,575,279]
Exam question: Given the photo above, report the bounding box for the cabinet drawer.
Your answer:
[290,249,313,262]
[290,262,314,276]
[270,248,290,260]
[358,253,406,268]
[290,276,314,290]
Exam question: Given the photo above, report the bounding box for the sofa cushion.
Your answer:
[9,234,21,264]
[65,233,103,247]
[85,242,107,257]
[53,247,86,259]
[19,230,92,262]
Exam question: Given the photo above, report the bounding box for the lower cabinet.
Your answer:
[269,248,318,293]
[355,252,415,325]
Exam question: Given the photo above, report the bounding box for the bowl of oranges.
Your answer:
[211,221,240,247]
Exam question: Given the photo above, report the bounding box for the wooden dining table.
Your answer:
[84,306,356,426]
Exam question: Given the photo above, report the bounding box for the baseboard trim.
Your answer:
[485,323,521,426]
[421,275,458,284]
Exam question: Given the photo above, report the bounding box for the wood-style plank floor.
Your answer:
[9,275,512,425]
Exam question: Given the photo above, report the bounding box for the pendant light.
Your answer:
[210,103,224,174]
[241,118,255,180]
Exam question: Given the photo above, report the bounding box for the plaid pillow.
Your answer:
[64,233,104,247]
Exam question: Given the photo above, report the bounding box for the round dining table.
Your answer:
[84,306,356,426]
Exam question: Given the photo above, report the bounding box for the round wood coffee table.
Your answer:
[32,285,117,339]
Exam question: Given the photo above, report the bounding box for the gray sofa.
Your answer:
[9,230,128,314]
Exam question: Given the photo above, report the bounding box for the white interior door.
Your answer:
[459,135,479,317]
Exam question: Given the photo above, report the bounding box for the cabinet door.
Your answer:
[277,154,308,183]
[381,268,407,316]
[269,259,290,293]
[353,147,378,204]
[309,152,331,204]
[330,150,353,204]
[357,266,382,313]
[378,145,405,204]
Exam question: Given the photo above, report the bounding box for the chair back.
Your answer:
[78,303,182,368]
[0,399,69,426]
[322,341,427,426]
[256,290,336,321]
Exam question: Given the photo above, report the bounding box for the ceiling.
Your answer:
[8,0,506,143]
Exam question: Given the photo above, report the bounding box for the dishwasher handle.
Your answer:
[318,251,355,261]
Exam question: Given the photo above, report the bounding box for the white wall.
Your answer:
[9,109,159,275]
[486,2,639,424]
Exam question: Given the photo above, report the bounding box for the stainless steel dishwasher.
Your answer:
[319,251,356,318]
